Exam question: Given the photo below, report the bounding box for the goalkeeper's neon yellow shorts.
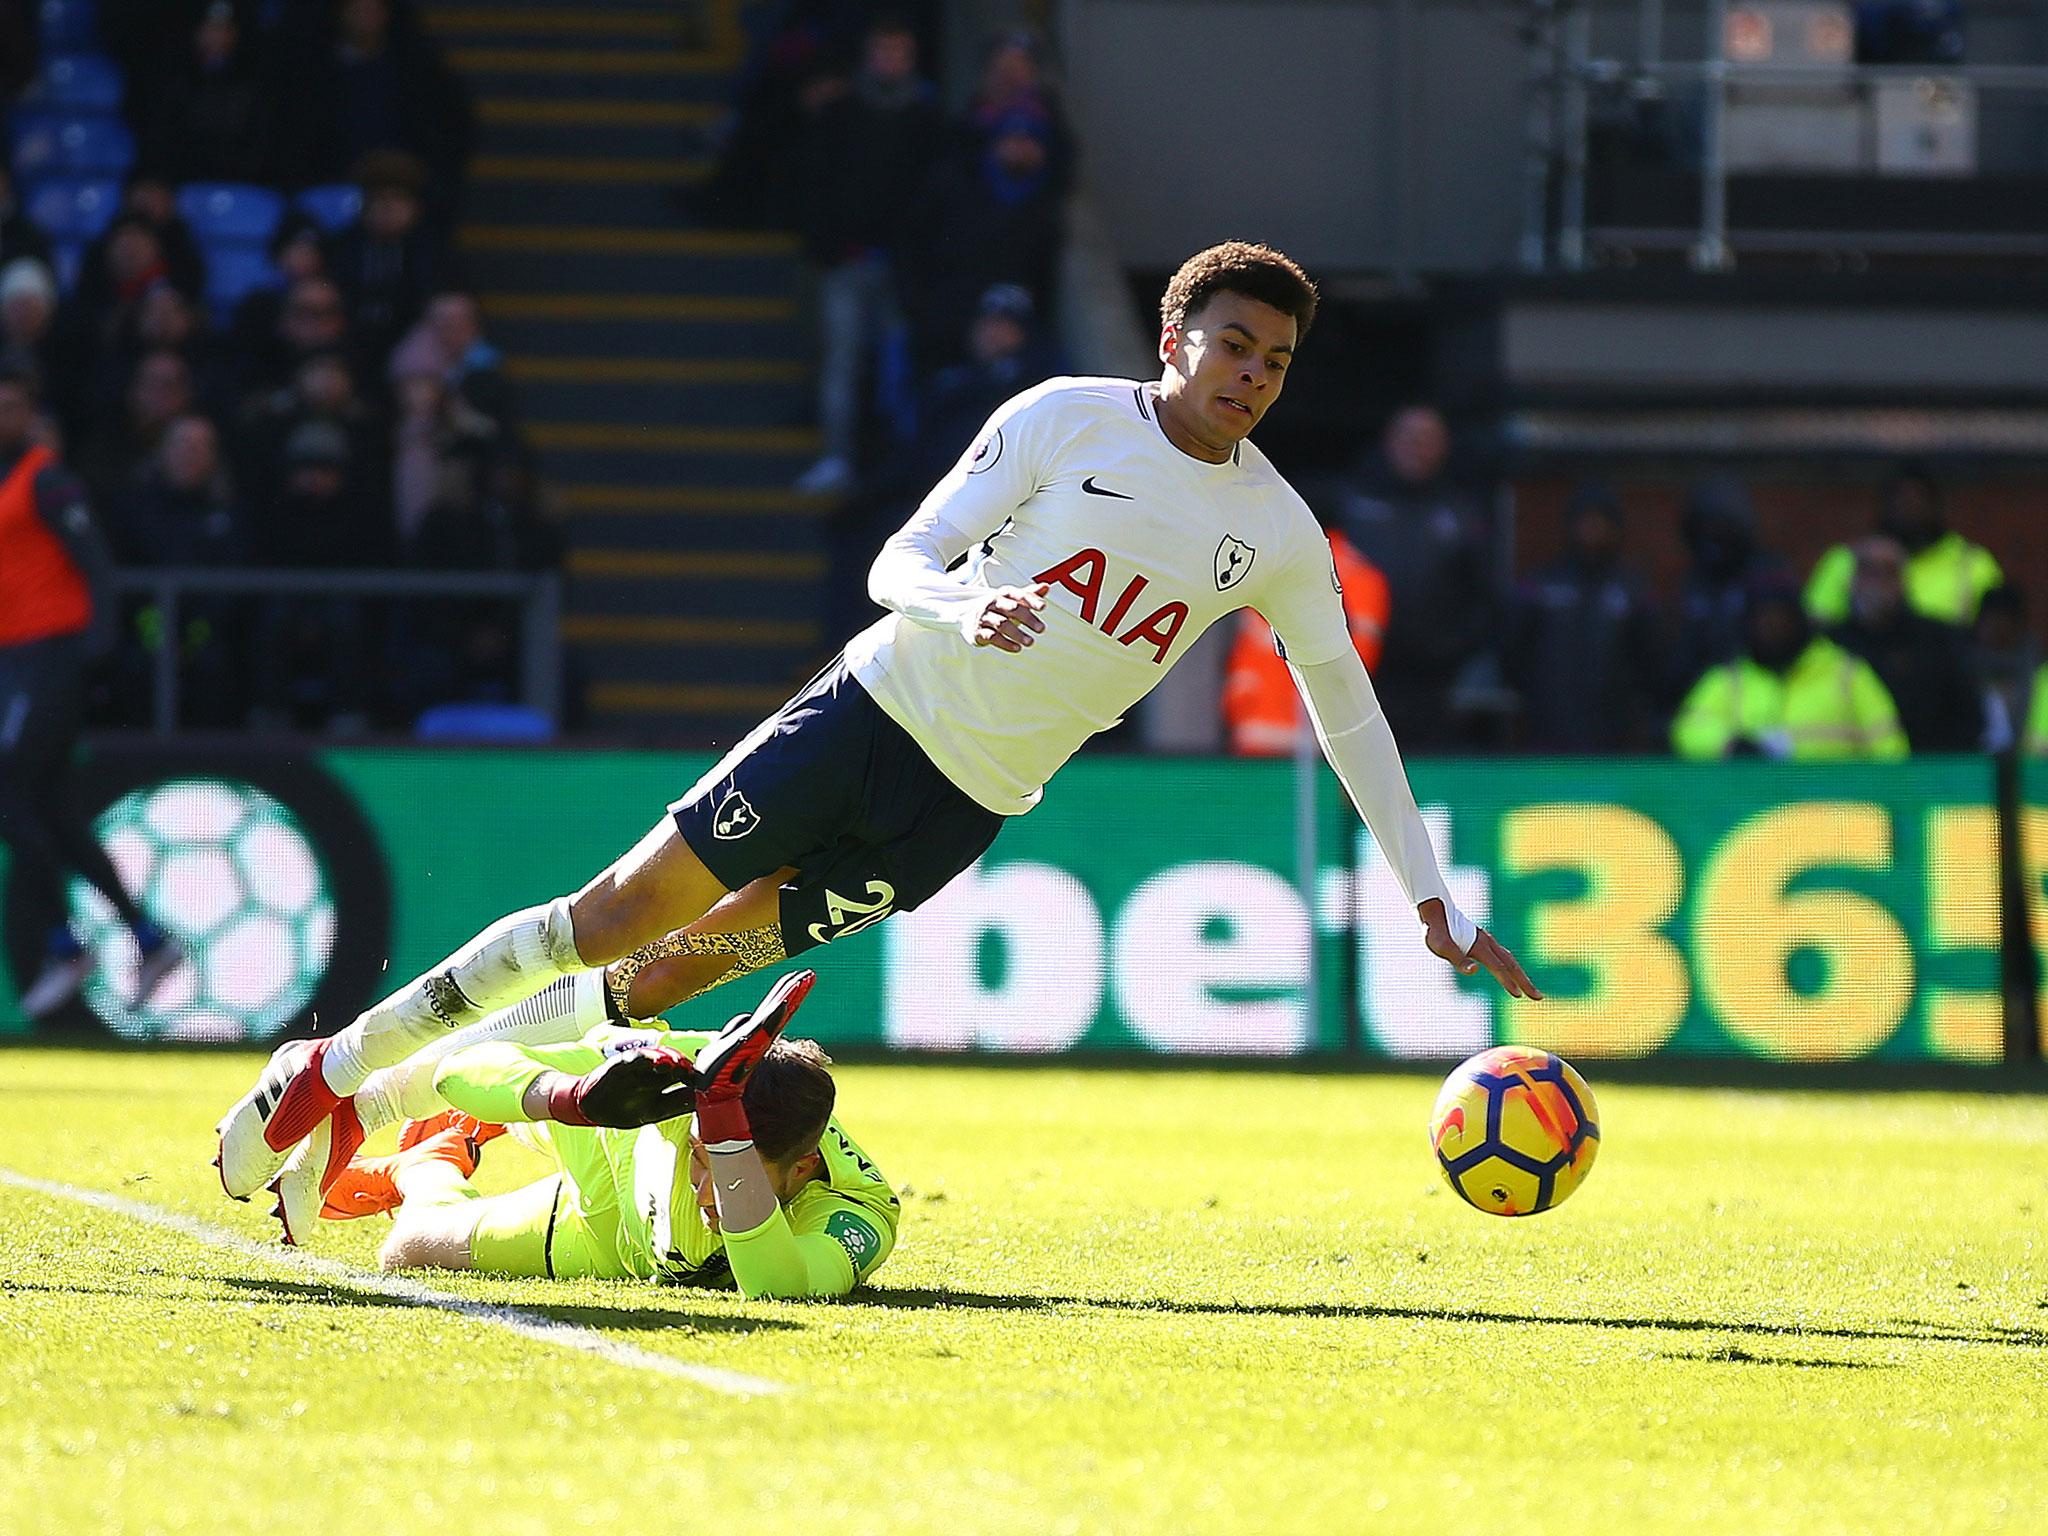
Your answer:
[469,1174,628,1280]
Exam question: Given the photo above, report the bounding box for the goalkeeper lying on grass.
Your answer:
[270,971,898,1299]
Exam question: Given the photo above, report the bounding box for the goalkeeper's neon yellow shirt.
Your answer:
[434,1024,899,1298]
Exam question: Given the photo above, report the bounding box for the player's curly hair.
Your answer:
[1159,241,1319,343]
[743,1037,837,1164]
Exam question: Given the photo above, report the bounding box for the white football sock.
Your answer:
[354,972,611,1133]
[321,898,585,1095]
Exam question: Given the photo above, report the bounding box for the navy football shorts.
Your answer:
[669,655,1005,956]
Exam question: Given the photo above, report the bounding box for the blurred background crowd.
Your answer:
[4,0,2046,763]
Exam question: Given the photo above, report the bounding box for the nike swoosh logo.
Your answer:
[1081,476,1133,499]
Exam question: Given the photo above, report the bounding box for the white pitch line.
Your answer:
[0,1167,787,1398]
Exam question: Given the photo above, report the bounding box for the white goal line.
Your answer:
[0,1166,787,1398]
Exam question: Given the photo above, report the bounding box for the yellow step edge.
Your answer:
[590,681,796,716]
[556,484,829,515]
[531,422,818,454]
[506,356,805,385]
[477,98,723,128]
[563,614,820,646]
[472,154,708,184]
[483,293,789,321]
[451,47,729,75]
[569,549,825,580]
[433,8,688,39]
[462,224,796,257]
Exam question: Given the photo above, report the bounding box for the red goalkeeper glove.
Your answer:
[543,1046,696,1129]
[691,969,817,1151]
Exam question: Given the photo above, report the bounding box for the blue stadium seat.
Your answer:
[24,176,121,244]
[177,183,286,247]
[414,703,555,743]
[9,111,135,178]
[38,0,98,53]
[295,183,362,233]
[200,244,281,321]
[26,54,124,114]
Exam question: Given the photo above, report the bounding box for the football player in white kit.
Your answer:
[217,241,1541,1210]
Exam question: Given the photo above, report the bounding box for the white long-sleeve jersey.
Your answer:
[843,376,1472,942]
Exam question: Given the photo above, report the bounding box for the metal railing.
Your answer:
[111,567,563,733]
[1529,0,2048,271]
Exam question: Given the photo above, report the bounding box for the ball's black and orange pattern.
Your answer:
[1430,1045,1600,1216]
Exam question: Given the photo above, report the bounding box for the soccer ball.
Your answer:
[70,779,337,1043]
[1429,1045,1599,1216]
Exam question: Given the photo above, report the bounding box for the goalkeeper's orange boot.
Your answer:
[316,1115,505,1222]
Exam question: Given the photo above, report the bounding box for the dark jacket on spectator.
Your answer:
[274,8,474,192]
[1508,554,1664,752]
[793,75,946,263]
[1330,460,1492,745]
[113,470,245,567]
[1833,610,1983,752]
[130,44,279,185]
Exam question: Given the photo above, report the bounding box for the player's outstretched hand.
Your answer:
[1420,898,1543,1000]
[969,582,1051,653]
[544,1047,697,1128]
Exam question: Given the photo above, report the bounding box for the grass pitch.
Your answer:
[1,1049,2043,1536]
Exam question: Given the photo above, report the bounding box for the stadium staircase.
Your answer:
[421,0,830,745]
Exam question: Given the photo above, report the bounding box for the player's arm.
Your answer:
[1289,651,1539,999]
[717,1198,866,1300]
[868,385,1064,652]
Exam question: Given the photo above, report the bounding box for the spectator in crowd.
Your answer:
[390,358,502,562]
[1805,465,2003,628]
[0,167,54,272]
[1828,534,1983,751]
[248,419,381,730]
[109,413,249,725]
[84,282,231,431]
[239,346,385,518]
[81,178,209,305]
[904,33,1071,372]
[229,214,334,363]
[328,151,446,367]
[393,289,516,432]
[1504,481,1663,753]
[256,417,385,568]
[1225,516,1390,757]
[1,258,59,382]
[240,274,351,400]
[0,360,180,1018]
[77,348,196,507]
[691,0,872,227]
[1327,404,1491,748]
[276,0,475,196]
[129,1,278,186]
[1669,473,1785,701]
[790,12,946,496]
[1970,584,2039,753]
[827,282,1060,638]
[113,413,244,566]
[1672,574,1906,760]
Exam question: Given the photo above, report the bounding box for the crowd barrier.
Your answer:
[3,743,2040,1064]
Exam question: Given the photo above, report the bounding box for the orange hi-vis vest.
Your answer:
[0,445,92,647]
[1224,530,1391,756]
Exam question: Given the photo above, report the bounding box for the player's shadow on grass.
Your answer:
[211,1275,801,1334]
[852,1287,2048,1351]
